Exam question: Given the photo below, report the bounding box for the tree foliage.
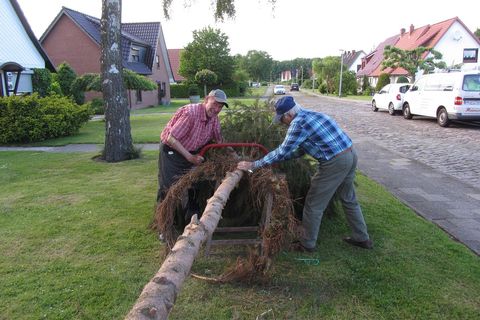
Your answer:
[312,56,340,94]
[73,69,157,92]
[475,28,480,38]
[179,27,234,84]
[195,69,218,96]
[376,73,391,91]
[243,50,273,82]
[382,46,447,81]
[56,62,77,96]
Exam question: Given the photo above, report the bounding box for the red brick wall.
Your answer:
[41,14,101,75]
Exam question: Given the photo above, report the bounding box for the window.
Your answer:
[156,55,160,68]
[136,89,142,102]
[131,48,140,62]
[463,48,478,63]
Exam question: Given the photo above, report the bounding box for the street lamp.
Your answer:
[339,49,344,98]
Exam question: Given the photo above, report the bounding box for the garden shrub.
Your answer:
[88,98,104,115]
[376,73,391,91]
[32,68,52,97]
[0,94,92,144]
[56,62,77,96]
[397,76,410,83]
[170,83,189,98]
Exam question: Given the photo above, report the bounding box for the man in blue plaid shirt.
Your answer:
[238,96,372,252]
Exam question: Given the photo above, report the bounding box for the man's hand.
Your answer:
[188,154,204,165]
[237,161,254,172]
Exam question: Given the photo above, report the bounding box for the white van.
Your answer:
[402,70,480,127]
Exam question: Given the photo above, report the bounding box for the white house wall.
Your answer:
[0,0,45,69]
[348,53,365,73]
[434,20,480,68]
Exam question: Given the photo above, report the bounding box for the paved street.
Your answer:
[292,91,480,254]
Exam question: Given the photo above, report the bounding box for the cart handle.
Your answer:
[198,143,269,157]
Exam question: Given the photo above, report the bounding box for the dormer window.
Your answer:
[131,48,140,62]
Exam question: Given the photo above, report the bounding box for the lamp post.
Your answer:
[338,49,344,98]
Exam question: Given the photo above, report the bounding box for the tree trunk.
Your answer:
[101,0,134,162]
[125,169,244,320]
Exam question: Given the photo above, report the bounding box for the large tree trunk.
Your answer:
[101,0,134,162]
[125,169,244,320]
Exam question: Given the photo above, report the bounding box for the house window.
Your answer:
[463,48,478,63]
[131,48,140,62]
[156,55,160,68]
[136,89,142,102]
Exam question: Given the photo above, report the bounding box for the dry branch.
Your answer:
[125,169,244,320]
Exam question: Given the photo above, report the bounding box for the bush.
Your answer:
[376,73,391,91]
[0,94,92,143]
[88,98,104,115]
[170,83,189,98]
[397,76,410,83]
[32,68,52,97]
[188,84,200,96]
[56,62,77,96]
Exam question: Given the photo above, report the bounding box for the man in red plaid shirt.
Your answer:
[157,89,229,228]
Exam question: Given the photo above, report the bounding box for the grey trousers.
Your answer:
[302,148,370,249]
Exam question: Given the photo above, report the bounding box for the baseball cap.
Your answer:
[208,89,229,108]
[273,96,296,123]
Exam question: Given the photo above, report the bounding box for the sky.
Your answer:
[15,0,480,61]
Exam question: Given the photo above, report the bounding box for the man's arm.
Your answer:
[166,134,204,165]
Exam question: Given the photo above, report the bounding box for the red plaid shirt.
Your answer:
[161,103,222,151]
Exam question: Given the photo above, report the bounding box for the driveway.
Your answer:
[290,91,480,254]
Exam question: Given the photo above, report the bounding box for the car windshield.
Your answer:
[463,75,480,92]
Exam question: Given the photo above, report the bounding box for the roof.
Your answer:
[7,0,55,71]
[357,35,399,77]
[167,49,186,82]
[40,7,169,75]
[342,50,365,70]
[358,17,480,78]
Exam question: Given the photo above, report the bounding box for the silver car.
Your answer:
[273,85,286,95]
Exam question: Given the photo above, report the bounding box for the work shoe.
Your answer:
[343,237,373,249]
[290,241,316,253]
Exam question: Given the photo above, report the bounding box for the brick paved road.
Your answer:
[291,91,480,190]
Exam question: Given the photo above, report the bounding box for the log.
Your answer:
[125,169,245,320]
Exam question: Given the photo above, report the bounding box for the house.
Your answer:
[40,7,174,108]
[280,70,292,82]
[0,0,55,97]
[342,50,366,73]
[357,17,480,88]
[167,49,186,83]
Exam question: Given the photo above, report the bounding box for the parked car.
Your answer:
[290,83,299,91]
[371,83,411,115]
[274,85,286,95]
[402,70,480,127]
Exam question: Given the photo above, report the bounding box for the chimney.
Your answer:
[409,24,414,34]
[400,28,406,36]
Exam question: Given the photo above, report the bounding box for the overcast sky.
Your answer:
[16,0,480,61]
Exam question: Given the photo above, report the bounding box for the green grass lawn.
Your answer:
[1,151,479,319]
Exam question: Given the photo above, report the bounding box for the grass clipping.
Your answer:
[153,154,299,283]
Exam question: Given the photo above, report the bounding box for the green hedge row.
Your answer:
[170,83,244,99]
[0,94,92,144]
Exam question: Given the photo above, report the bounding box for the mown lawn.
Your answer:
[0,151,479,319]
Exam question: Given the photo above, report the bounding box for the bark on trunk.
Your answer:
[125,169,244,320]
[101,0,134,162]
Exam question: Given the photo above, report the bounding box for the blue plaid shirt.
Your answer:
[254,108,352,168]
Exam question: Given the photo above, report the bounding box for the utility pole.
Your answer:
[339,49,344,98]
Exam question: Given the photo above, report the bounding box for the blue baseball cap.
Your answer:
[273,96,296,123]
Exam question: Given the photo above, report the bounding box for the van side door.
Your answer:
[407,78,427,115]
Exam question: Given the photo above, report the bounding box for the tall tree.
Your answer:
[244,50,273,82]
[101,0,134,162]
[179,27,234,84]
[312,56,340,94]
[382,46,447,82]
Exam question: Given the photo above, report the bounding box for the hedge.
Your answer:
[0,94,92,144]
[170,83,244,98]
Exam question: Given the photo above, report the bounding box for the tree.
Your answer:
[244,50,273,82]
[312,57,340,94]
[382,46,447,82]
[179,27,234,85]
[475,28,480,38]
[376,73,391,91]
[195,69,218,96]
[32,68,52,97]
[101,0,134,162]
